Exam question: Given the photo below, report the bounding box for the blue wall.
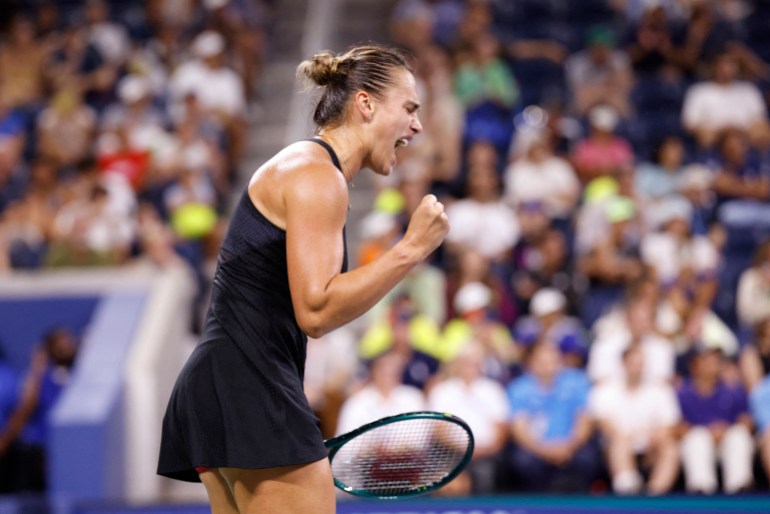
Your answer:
[50,293,146,507]
[0,296,99,372]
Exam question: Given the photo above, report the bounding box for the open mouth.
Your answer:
[395,137,410,149]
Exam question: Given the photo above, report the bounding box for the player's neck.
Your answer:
[316,127,365,184]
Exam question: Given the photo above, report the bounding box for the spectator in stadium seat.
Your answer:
[388,0,436,54]
[677,344,754,494]
[565,25,633,119]
[503,131,580,223]
[571,104,635,183]
[0,136,28,215]
[710,128,770,208]
[739,316,770,392]
[447,247,516,328]
[358,293,442,391]
[749,371,770,487]
[453,31,520,157]
[101,74,166,141]
[48,182,134,267]
[428,343,509,494]
[0,179,55,270]
[0,345,18,492]
[578,195,645,328]
[335,351,425,436]
[737,243,770,331]
[514,288,588,370]
[83,0,131,68]
[506,340,598,492]
[682,51,770,149]
[37,85,97,171]
[626,4,682,78]
[47,24,117,112]
[441,281,519,383]
[634,136,687,205]
[509,202,576,317]
[0,16,49,111]
[640,195,719,301]
[409,45,464,186]
[169,30,247,168]
[0,327,78,492]
[445,158,519,262]
[588,289,676,385]
[590,344,681,495]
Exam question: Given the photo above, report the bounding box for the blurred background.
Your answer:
[1,0,770,513]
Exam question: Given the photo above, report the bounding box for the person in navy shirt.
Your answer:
[0,345,19,493]
[0,328,77,492]
[677,344,754,493]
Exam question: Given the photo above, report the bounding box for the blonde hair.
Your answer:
[296,43,413,127]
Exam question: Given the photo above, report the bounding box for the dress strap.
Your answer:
[303,137,343,172]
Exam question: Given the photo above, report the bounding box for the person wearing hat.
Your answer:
[441,281,519,383]
[579,195,645,328]
[168,30,247,171]
[676,342,754,494]
[514,287,587,369]
[570,104,635,183]
[565,25,633,119]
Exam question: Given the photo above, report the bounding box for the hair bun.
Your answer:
[297,51,347,88]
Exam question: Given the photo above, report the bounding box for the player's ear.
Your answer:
[353,91,374,122]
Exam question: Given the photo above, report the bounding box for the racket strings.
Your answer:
[330,418,471,497]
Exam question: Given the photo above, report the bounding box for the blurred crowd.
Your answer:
[0,0,273,276]
[0,0,272,493]
[4,0,770,500]
[306,0,770,498]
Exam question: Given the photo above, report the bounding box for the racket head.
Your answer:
[324,411,475,499]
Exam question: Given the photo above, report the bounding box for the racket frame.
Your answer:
[324,410,475,499]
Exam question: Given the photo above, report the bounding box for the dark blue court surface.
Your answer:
[335,496,770,514]
[64,496,770,514]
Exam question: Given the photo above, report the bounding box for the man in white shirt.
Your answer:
[169,30,247,166]
[335,352,425,436]
[445,163,519,261]
[503,133,580,221]
[588,295,676,385]
[590,345,681,495]
[681,51,770,148]
[428,343,509,493]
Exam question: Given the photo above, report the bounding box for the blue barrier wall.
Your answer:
[0,296,99,372]
[49,293,146,509]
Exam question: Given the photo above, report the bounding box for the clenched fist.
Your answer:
[402,194,450,261]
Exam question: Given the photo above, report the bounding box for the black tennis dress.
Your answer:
[157,139,347,482]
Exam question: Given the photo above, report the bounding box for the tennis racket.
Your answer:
[325,411,474,499]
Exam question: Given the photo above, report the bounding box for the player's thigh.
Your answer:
[199,469,239,514]
[219,458,335,514]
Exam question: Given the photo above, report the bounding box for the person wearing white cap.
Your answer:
[515,288,587,368]
[570,104,634,183]
[440,281,518,383]
[168,30,247,165]
[101,75,166,152]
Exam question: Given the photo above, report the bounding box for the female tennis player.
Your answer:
[157,44,449,513]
